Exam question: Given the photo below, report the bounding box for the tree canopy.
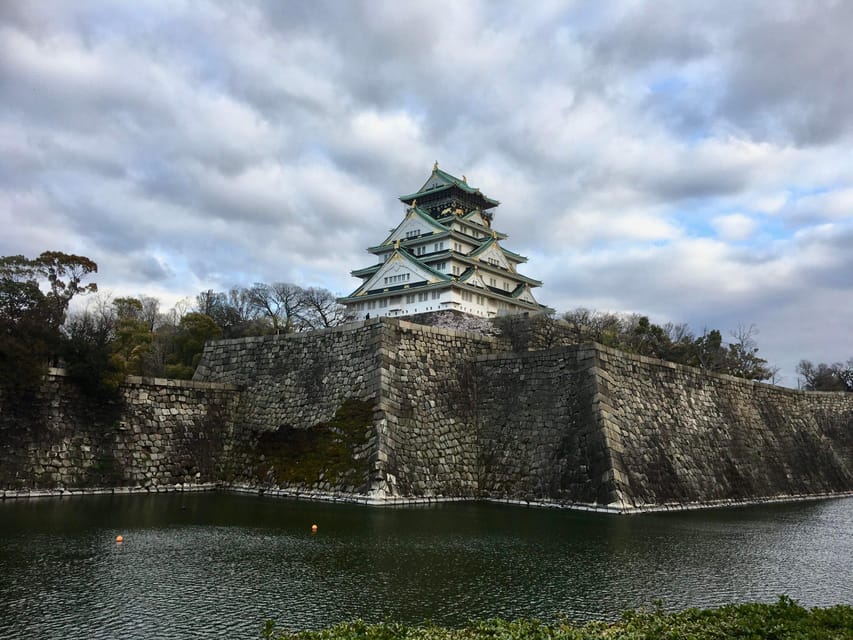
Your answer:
[10,250,852,391]
[0,252,98,389]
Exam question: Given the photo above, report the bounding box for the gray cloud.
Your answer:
[2,1,853,386]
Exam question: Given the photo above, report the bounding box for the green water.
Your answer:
[0,493,851,639]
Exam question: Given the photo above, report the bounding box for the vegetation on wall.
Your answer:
[495,309,782,383]
[255,397,374,490]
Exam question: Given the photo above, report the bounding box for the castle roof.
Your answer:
[399,164,499,210]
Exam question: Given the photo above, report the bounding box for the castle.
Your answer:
[338,164,549,319]
[2,169,851,511]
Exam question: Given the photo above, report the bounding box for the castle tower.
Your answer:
[338,164,549,319]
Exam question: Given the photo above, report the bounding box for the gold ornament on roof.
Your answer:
[394,238,401,250]
[462,175,467,183]
[433,161,439,170]
[492,230,497,239]
[455,207,464,216]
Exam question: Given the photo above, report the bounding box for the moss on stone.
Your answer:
[256,397,374,490]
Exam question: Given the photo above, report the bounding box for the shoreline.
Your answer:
[3,483,852,514]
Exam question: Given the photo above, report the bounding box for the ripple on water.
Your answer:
[0,494,851,640]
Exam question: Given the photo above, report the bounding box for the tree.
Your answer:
[724,324,773,381]
[0,252,98,388]
[246,282,305,334]
[694,329,727,373]
[164,312,222,379]
[797,359,853,391]
[297,286,347,330]
[627,315,672,357]
[61,304,125,395]
[194,287,267,338]
[111,297,157,376]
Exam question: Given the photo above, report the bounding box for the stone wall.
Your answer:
[0,372,240,491]
[193,318,505,498]
[474,347,615,506]
[375,320,503,497]
[595,345,853,508]
[474,343,853,510]
[2,319,851,511]
[193,320,384,494]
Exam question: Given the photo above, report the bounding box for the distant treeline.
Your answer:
[1,251,850,393]
[0,251,348,393]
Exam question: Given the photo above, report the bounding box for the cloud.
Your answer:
[2,1,853,386]
[711,214,758,241]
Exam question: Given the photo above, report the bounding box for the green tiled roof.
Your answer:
[437,215,508,240]
[351,264,381,278]
[398,248,454,282]
[399,167,500,206]
[454,255,543,286]
[368,230,451,254]
[377,206,449,247]
[467,237,497,258]
[501,247,527,262]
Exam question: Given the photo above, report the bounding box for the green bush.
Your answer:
[265,598,853,640]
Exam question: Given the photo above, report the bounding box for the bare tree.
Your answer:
[246,282,306,334]
[138,296,161,331]
[297,287,346,329]
[797,359,852,391]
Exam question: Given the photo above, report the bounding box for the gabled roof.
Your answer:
[462,209,488,226]
[399,165,500,207]
[438,217,508,242]
[378,206,449,246]
[465,237,527,265]
[368,230,451,255]
[467,236,496,258]
[457,266,489,289]
[511,283,534,300]
[351,263,382,278]
[345,247,451,297]
[501,246,527,263]
[453,252,543,286]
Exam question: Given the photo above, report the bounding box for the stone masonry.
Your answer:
[2,318,852,511]
[0,371,240,492]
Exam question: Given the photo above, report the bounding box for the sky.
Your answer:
[2,1,852,386]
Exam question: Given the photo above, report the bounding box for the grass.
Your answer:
[263,597,853,639]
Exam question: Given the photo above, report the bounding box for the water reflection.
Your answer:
[0,494,850,639]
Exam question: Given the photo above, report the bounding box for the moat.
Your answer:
[1,494,851,640]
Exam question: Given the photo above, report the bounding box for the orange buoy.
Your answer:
[115,535,124,543]
[311,524,318,534]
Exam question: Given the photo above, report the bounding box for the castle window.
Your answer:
[405,229,420,239]
[406,294,415,303]
[432,291,440,300]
